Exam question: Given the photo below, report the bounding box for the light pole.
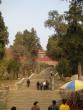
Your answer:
[50,71,55,90]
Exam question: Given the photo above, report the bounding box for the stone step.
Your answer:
[6,90,61,110]
[6,68,63,110]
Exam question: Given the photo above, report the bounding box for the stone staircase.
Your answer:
[0,88,9,110]
[15,68,51,90]
[29,68,51,90]
[5,68,63,110]
[6,89,61,110]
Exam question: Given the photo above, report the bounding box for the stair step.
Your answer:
[6,68,63,110]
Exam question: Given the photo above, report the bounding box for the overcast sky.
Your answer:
[0,0,69,49]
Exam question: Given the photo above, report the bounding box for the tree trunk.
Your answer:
[78,62,82,80]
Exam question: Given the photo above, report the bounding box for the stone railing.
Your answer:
[0,86,9,110]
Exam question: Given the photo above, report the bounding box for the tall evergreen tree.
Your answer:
[61,0,83,78]
[46,0,83,77]
[12,28,41,60]
[12,28,42,72]
[0,6,8,59]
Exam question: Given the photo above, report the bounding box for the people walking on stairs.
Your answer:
[46,80,49,90]
[36,80,50,90]
[36,81,40,90]
[31,101,40,110]
[26,79,30,87]
[48,100,59,110]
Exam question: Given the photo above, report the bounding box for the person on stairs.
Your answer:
[27,79,30,87]
[36,81,40,90]
[31,101,40,110]
[48,100,59,110]
[11,106,16,110]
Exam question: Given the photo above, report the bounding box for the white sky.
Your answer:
[0,0,69,50]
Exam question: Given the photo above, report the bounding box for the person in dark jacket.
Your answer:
[11,106,16,110]
[27,79,30,87]
[37,81,40,90]
[48,100,59,110]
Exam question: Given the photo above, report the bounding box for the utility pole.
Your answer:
[50,71,55,90]
[78,62,82,80]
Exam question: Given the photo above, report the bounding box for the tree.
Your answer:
[12,28,42,72]
[0,12,8,59]
[23,28,42,58]
[13,28,41,59]
[12,32,26,60]
[61,0,83,78]
[45,1,83,77]
[0,59,8,79]
[7,59,21,79]
[59,24,83,74]
[56,59,71,78]
[45,10,67,60]
[45,10,67,36]
[47,35,63,60]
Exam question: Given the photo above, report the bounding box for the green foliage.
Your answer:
[56,59,71,77]
[7,59,21,79]
[60,23,83,62]
[45,1,83,75]
[23,28,42,57]
[0,12,8,59]
[45,10,67,36]
[12,28,42,60]
[0,59,8,79]
[65,1,83,24]
[60,2,83,75]
[12,32,26,59]
[12,28,42,73]
[45,10,69,61]
[47,35,63,60]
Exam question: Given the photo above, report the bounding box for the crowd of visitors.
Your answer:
[31,98,83,110]
[15,78,83,110]
[36,80,49,90]
[11,97,83,110]
[10,99,70,110]
[26,79,50,90]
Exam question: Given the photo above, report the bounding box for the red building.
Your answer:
[5,48,57,65]
[36,50,57,65]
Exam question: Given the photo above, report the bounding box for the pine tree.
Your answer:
[0,12,8,59]
[61,0,83,78]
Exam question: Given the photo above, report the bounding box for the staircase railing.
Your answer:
[0,86,9,110]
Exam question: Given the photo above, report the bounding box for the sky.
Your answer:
[0,0,69,50]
